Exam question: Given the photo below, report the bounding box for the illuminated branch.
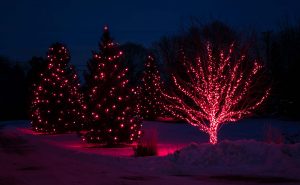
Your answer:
[162,42,270,144]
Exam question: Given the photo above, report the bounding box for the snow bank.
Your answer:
[2,120,300,184]
[164,140,300,178]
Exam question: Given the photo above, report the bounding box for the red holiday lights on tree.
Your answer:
[138,55,165,120]
[161,43,270,144]
[84,26,141,145]
[30,43,87,133]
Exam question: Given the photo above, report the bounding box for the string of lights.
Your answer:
[83,26,142,145]
[161,43,270,144]
[30,43,87,133]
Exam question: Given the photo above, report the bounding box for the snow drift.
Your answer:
[164,140,300,178]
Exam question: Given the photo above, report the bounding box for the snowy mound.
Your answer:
[165,140,300,178]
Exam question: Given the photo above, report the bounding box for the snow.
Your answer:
[166,141,300,178]
[1,119,300,185]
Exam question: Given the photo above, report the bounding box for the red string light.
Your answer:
[84,26,142,145]
[138,55,166,119]
[161,43,270,144]
[30,43,87,134]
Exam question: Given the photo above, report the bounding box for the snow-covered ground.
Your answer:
[1,119,300,185]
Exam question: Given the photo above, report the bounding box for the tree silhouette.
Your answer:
[120,42,148,86]
[0,57,27,120]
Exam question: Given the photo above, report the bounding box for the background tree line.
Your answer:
[0,20,299,121]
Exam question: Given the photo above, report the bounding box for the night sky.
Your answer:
[1,0,300,68]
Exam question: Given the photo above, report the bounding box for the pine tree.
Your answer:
[30,43,87,133]
[138,55,165,120]
[84,26,141,145]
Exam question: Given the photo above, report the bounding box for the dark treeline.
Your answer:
[0,56,48,121]
[0,56,27,120]
[267,23,300,119]
[0,20,300,121]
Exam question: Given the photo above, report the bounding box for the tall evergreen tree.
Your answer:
[30,43,87,133]
[138,55,165,120]
[84,26,141,145]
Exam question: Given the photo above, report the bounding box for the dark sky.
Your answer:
[0,0,300,68]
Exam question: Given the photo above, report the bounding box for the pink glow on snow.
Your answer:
[17,128,46,135]
[45,140,185,157]
[156,117,178,122]
[17,128,183,157]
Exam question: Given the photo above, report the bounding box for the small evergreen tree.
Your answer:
[30,43,87,133]
[84,26,141,145]
[138,55,165,120]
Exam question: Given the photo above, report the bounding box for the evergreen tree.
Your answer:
[84,26,141,145]
[30,43,87,133]
[138,55,165,120]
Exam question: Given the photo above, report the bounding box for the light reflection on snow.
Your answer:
[16,127,186,157]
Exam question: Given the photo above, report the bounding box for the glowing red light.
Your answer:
[161,43,270,144]
[30,43,87,134]
[82,27,142,144]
